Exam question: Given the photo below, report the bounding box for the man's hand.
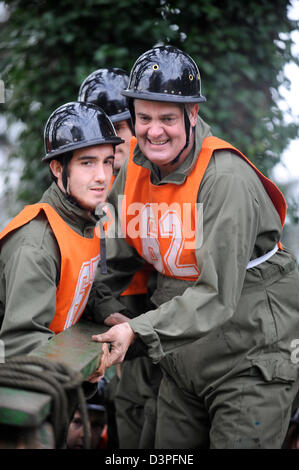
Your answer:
[104,312,130,326]
[91,322,136,376]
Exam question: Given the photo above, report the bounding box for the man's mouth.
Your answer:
[90,187,105,192]
[147,138,169,145]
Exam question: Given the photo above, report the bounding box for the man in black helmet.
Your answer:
[91,46,299,449]
[0,101,123,359]
[78,68,134,185]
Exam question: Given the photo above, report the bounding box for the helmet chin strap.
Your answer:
[61,155,90,209]
[170,106,191,166]
[61,155,85,208]
[62,163,69,192]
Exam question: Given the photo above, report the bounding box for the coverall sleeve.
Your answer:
[128,154,266,362]
[0,244,58,358]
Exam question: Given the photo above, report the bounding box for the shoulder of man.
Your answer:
[0,210,59,265]
[203,147,264,193]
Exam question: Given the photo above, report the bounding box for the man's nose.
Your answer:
[147,121,164,139]
[95,163,106,182]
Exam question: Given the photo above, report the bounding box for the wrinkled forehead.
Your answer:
[134,98,184,115]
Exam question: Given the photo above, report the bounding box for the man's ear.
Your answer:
[189,103,199,127]
[49,159,62,179]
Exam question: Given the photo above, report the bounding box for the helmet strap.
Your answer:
[60,154,87,210]
[97,219,108,274]
[128,99,136,136]
[59,152,72,193]
[127,118,135,136]
[62,164,68,192]
[170,106,191,165]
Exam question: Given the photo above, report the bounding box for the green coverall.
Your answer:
[89,116,299,448]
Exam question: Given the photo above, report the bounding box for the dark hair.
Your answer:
[49,151,73,187]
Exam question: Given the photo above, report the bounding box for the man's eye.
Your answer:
[162,117,174,123]
[73,418,82,426]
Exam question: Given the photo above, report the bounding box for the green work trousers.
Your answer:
[155,365,299,448]
[115,356,162,449]
[155,254,299,448]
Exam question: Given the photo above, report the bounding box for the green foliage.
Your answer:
[0,0,299,205]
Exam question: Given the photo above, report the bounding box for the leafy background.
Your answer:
[0,0,298,224]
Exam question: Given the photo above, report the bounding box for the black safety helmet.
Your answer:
[43,101,124,163]
[122,46,206,164]
[78,68,131,124]
[122,45,206,107]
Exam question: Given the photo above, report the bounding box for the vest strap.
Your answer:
[246,243,278,270]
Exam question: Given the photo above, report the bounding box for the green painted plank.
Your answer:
[0,320,108,427]
[30,320,108,380]
[0,387,51,427]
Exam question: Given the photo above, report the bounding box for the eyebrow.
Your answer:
[136,112,178,118]
[77,155,115,160]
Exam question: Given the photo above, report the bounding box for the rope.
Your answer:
[0,356,91,449]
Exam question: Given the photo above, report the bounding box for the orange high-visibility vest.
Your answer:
[0,203,101,333]
[120,262,153,296]
[105,135,153,296]
[102,203,153,296]
[121,136,286,282]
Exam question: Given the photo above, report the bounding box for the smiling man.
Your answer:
[134,100,197,175]
[90,46,299,449]
[0,101,123,358]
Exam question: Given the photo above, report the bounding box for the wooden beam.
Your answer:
[0,320,108,427]
[30,320,107,380]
